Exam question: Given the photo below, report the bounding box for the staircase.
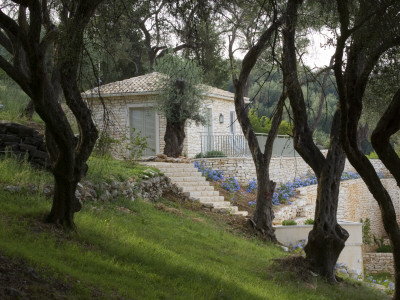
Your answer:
[144,162,248,217]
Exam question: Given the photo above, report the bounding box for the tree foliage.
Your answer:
[155,54,206,125]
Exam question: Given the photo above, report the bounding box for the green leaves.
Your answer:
[155,54,206,125]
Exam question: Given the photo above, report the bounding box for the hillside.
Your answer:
[0,155,388,299]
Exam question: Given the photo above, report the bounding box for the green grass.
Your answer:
[0,156,388,299]
[0,81,42,123]
[0,154,52,187]
[86,155,161,184]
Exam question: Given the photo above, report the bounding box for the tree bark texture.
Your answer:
[334,0,400,296]
[282,0,348,282]
[0,1,102,229]
[230,9,284,241]
[163,121,185,157]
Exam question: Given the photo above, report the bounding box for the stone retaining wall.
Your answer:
[3,175,183,205]
[0,122,50,169]
[364,253,394,275]
[193,156,389,184]
[279,178,400,238]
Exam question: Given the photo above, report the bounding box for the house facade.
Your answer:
[83,72,243,158]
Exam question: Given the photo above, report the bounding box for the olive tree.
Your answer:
[156,54,205,157]
[0,0,102,229]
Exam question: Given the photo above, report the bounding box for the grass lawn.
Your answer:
[0,156,389,299]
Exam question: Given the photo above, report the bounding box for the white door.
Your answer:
[129,107,156,156]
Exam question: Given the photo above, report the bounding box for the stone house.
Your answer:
[83,72,243,158]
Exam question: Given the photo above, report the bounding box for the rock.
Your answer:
[100,190,111,202]
[4,185,21,193]
[43,185,54,197]
[111,189,118,198]
[111,181,120,189]
[28,184,38,193]
[157,153,167,159]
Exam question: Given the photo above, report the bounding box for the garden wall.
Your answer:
[193,157,389,184]
[363,253,394,275]
[284,178,400,238]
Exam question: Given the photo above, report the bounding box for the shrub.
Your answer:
[374,235,392,253]
[282,220,297,226]
[246,178,257,193]
[376,244,392,253]
[195,150,226,158]
[193,161,224,181]
[124,128,148,162]
[304,219,314,225]
[360,218,372,246]
[222,176,240,192]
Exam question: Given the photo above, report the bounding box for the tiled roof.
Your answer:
[82,72,235,100]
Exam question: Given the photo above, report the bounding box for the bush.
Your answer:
[374,235,392,253]
[360,218,372,246]
[195,150,226,158]
[282,220,297,226]
[193,161,224,181]
[222,177,240,192]
[304,219,314,225]
[376,244,392,253]
[246,178,257,193]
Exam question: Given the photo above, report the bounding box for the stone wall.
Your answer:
[0,122,50,169]
[193,156,389,185]
[364,253,394,275]
[88,95,160,158]
[283,178,400,238]
[87,95,240,158]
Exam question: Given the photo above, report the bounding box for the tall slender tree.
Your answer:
[334,0,400,296]
[227,0,285,241]
[281,0,349,282]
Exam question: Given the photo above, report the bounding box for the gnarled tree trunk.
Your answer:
[163,121,185,157]
[282,0,348,281]
[0,1,102,230]
[251,165,276,241]
[230,11,284,240]
[304,113,348,281]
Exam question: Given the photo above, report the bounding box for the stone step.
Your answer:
[169,176,206,183]
[177,181,210,187]
[212,205,237,213]
[180,185,214,192]
[185,190,219,197]
[196,196,225,203]
[141,161,250,219]
[232,210,249,217]
[202,200,231,208]
[161,171,202,177]
[158,167,199,172]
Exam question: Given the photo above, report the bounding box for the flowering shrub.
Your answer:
[222,176,240,192]
[248,200,256,207]
[288,239,306,256]
[194,161,224,182]
[246,178,257,193]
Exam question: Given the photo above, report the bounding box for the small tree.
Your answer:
[156,54,206,157]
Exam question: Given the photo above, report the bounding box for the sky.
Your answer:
[302,29,336,68]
